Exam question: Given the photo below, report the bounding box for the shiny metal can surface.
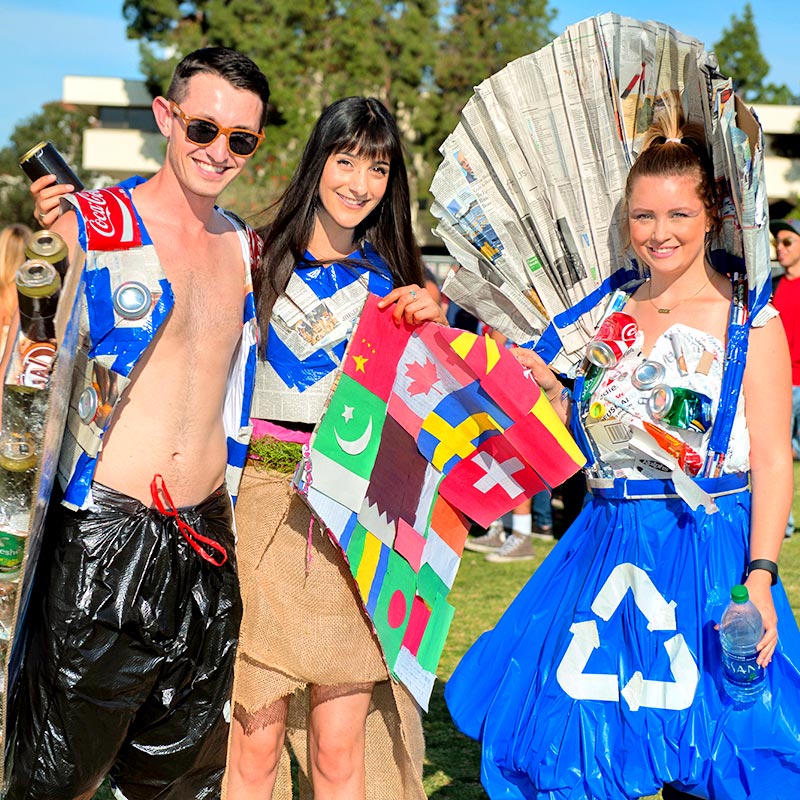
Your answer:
[25,230,69,278]
[648,384,713,433]
[586,312,638,368]
[16,259,61,342]
[631,360,666,390]
[19,141,84,190]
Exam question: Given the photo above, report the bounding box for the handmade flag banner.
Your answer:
[295,294,585,707]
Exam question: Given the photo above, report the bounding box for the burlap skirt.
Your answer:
[227,464,426,800]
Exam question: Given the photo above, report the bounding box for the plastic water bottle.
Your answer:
[719,584,766,704]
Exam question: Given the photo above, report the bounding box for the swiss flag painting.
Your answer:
[439,436,547,527]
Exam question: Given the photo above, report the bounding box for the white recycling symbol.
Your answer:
[556,563,699,711]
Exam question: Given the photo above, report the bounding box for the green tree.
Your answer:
[713,3,793,104]
[121,0,441,222]
[0,103,96,229]
[120,1,563,233]
[758,83,798,106]
[436,0,555,136]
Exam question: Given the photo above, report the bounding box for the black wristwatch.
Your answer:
[747,558,778,586]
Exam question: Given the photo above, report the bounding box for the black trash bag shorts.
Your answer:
[6,481,242,800]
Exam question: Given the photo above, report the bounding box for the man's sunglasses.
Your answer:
[777,237,799,248]
[169,101,264,157]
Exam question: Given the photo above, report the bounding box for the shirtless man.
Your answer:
[6,47,269,800]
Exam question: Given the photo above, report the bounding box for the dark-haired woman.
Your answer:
[226,97,443,800]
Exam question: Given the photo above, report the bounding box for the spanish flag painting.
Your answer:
[295,294,585,708]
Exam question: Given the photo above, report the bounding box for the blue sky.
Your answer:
[0,0,796,149]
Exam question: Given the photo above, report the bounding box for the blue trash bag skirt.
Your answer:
[445,477,800,800]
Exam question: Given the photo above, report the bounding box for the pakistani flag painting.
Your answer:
[294,294,585,708]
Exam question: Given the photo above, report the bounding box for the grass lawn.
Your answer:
[92,467,800,799]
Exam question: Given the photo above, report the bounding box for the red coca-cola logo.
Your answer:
[74,187,142,251]
[620,321,638,344]
[596,313,637,340]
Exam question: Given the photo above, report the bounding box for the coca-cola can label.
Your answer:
[73,187,142,251]
[586,312,638,368]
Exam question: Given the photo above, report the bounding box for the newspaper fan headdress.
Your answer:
[431,12,771,375]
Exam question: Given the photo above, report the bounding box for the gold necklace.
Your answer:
[647,276,709,314]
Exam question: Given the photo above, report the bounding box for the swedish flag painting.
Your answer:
[417,381,512,473]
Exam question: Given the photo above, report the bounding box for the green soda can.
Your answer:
[0,530,25,575]
[648,385,713,433]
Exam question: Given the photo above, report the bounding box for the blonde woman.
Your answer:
[446,105,800,799]
[0,223,32,351]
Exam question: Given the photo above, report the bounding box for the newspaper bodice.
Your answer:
[251,243,393,425]
[582,323,751,481]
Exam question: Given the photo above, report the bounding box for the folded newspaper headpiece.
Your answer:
[431,12,770,374]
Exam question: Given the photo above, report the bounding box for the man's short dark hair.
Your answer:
[167,47,270,128]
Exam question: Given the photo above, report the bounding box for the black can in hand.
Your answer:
[19,141,84,191]
[16,259,61,342]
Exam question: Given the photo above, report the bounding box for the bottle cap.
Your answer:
[589,401,607,420]
[731,584,749,603]
[631,360,665,390]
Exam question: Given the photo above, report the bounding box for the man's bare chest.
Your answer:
[165,266,243,345]
[131,210,246,342]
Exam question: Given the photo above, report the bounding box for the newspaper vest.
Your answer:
[59,176,260,510]
[250,242,393,424]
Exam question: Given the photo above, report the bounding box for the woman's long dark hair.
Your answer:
[253,96,424,343]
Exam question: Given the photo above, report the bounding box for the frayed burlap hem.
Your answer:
[223,464,426,800]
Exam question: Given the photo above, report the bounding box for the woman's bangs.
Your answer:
[342,127,395,163]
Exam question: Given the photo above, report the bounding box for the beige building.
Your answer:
[752,103,800,219]
[62,75,162,179]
